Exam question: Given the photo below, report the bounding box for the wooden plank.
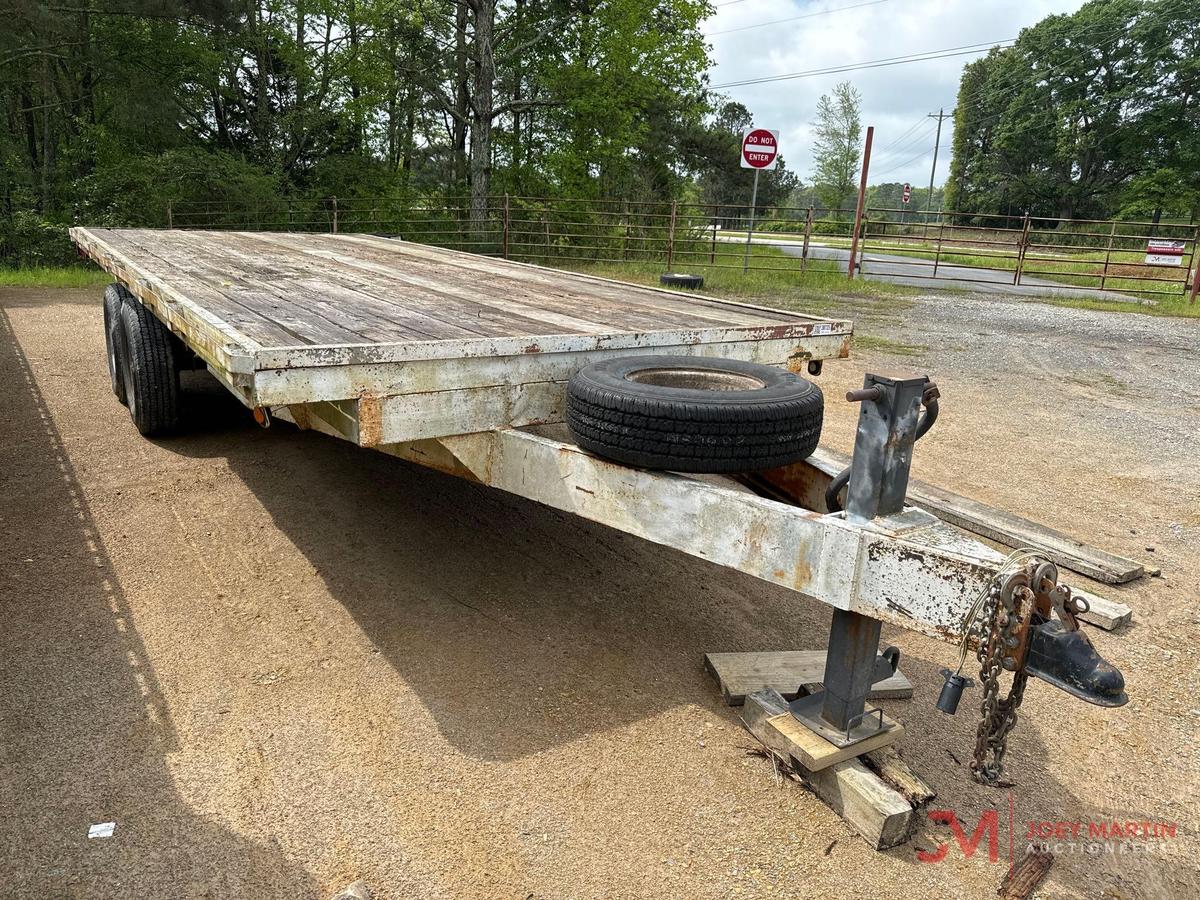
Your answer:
[348,232,848,327]
[106,229,374,346]
[810,447,1146,585]
[241,231,629,338]
[741,689,914,849]
[998,843,1055,900]
[329,233,806,329]
[703,650,913,706]
[69,227,260,377]
[178,230,474,342]
[862,745,935,807]
[763,706,904,771]
[1071,587,1132,631]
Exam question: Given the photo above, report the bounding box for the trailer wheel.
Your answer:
[659,273,704,289]
[103,283,130,405]
[118,298,179,436]
[566,355,823,473]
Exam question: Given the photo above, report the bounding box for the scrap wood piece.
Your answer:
[741,689,914,850]
[809,447,1147,585]
[1070,587,1132,631]
[998,843,1054,900]
[862,745,935,808]
[704,650,914,706]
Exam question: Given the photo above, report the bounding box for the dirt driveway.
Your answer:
[1,287,1197,899]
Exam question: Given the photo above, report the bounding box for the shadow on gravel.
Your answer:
[0,309,318,899]
[167,370,1191,897]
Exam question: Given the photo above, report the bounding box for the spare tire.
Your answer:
[659,273,704,289]
[566,355,823,473]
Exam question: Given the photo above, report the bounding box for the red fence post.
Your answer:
[1191,226,1200,305]
[847,126,874,279]
[802,205,813,270]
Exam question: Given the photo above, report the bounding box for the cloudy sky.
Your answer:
[704,0,1089,187]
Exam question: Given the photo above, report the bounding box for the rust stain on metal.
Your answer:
[523,343,542,354]
[288,404,313,431]
[357,394,383,447]
[793,556,813,590]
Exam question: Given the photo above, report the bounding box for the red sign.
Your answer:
[902,183,912,204]
[741,128,779,170]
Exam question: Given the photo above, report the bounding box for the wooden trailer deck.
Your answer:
[70,228,852,444]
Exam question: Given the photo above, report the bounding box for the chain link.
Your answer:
[969,574,1032,785]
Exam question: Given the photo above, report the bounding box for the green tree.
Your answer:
[810,81,862,214]
[945,0,1200,221]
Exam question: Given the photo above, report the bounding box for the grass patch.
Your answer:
[1034,294,1200,319]
[539,243,914,317]
[852,333,927,356]
[0,265,109,288]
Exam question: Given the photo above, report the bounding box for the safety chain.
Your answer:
[969,574,1032,785]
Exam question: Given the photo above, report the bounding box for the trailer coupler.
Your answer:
[946,554,1129,785]
[793,373,1128,783]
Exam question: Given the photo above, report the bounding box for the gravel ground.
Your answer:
[1,287,1197,899]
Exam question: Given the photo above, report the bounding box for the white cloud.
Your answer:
[704,0,1088,187]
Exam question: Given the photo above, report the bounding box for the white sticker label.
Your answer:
[812,323,834,335]
[88,822,116,839]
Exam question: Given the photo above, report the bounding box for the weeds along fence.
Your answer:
[858,208,1200,299]
[165,195,1200,301]
[168,195,857,274]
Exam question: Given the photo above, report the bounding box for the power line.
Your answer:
[710,40,1015,89]
[873,113,930,154]
[708,0,892,37]
[874,119,937,159]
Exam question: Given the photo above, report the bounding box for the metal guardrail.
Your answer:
[167,196,1200,302]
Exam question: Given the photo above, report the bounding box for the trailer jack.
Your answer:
[792,373,1128,784]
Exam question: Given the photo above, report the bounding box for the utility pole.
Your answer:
[925,108,950,224]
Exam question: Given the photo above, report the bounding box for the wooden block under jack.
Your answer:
[741,689,917,849]
[766,701,904,772]
[704,650,914,706]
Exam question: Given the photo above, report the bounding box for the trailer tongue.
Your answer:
[71,226,1125,793]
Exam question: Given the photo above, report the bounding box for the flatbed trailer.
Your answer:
[71,227,1124,823]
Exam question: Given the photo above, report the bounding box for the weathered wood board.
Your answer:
[808,447,1147,586]
[703,650,913,705]
[742,689,915,849]
[70,227,853,440]
[1071,587,1133,631]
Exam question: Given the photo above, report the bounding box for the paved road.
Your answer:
[731,235,1141,301]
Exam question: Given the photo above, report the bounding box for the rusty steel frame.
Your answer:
[278,423,1011,644]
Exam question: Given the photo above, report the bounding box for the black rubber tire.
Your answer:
[102,283,129,406]
[659,273,704,289]
[566,355,823,473]
[118,298,180,436]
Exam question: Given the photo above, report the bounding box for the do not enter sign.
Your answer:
[741,128,779,170]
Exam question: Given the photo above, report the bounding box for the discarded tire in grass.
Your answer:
[659,272,704,289]
[566,355,823,473]
[118,297,180,436]
[103,283,130,405]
